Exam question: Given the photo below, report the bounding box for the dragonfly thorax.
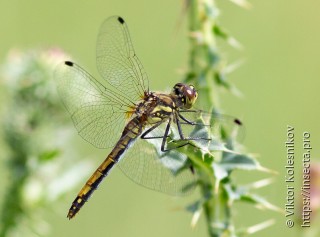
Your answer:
[134,92,175,125]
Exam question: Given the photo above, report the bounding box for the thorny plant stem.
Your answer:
[186,0,232,236]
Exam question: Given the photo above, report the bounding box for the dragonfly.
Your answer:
[55,16,243,219]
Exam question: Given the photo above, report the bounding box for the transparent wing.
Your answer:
[117,111,244,195]
[96,16,148,103]
[118,121,196,195]
[54,61,135,149]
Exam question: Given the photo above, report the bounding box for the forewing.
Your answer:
[54,61,134,149]
[96,16,148,103]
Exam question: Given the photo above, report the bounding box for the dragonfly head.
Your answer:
[172,83,198,109]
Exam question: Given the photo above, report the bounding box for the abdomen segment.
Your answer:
[67,156,116,219]
[67,118,142,219]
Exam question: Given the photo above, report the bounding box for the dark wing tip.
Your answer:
[234,118,242,126]
[65,61,74,67]
[117,16,125,24]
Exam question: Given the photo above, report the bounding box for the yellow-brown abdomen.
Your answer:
[67,118,143,219]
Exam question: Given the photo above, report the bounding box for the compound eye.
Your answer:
[173,87,181,97]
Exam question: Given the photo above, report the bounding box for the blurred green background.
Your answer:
[1,0,319,236]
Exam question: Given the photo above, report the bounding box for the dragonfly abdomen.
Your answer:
[67,118,144,219]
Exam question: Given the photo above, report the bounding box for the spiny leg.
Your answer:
[140,119,187,152]
[178,112,210,127]
[159,118,194,152]
[176,115,185,139]
[178,112,196,125]
[141,121,165,139]
[141,117,210,152]
[175,114,211,140]
[141,118,197,173]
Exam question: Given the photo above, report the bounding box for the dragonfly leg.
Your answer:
[141,121,167,139]
[160,118,197,152]
[140,119,184,151]
[177,112,212,142]
[162,142,191,152]
[176,116,185,139]
[178,112,196,125]
[178,112,210,127]
[141,117,210,152]
[177,113,210,141]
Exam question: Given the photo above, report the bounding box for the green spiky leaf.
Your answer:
[220,153,260,171]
